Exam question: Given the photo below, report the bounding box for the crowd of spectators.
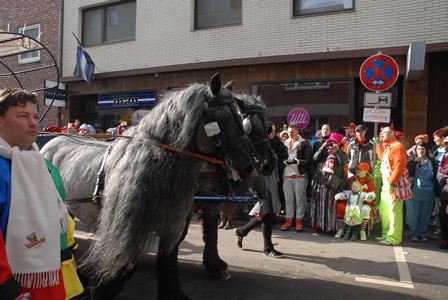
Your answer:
[230,121,448,253]
[44,119,128,136]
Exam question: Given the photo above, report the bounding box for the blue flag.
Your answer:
[73,43,95,84]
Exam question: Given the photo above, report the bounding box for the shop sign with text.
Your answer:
[98,91,156,109]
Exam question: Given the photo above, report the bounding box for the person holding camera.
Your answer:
[310,132,348,232]
[280,124,312,231]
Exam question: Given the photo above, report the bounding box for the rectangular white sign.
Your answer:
[44,80,65,90]
[364,92,392,107]
[44,98,66,107]
[363,108,391,123]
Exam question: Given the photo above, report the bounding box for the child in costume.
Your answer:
[335,162,376,239]
[334,181,375,240]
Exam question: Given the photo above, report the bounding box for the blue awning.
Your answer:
[98,91,156,109]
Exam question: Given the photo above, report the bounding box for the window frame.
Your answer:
[194,0,242,30]
[293,0,355,17]
[82,0,136,47]
[17,24,41,64]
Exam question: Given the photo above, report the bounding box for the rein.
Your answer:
[39,131,225,166]
[147,140,224,166]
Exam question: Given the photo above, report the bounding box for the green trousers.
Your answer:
[373,160,382,209]
[379,183,404,245]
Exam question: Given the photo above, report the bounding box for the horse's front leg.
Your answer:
[157,215,192,300]
[202,203,230,280]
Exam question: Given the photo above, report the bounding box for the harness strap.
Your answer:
[92,143,113,204]
[158,143,224,166]
[40,131,225,166]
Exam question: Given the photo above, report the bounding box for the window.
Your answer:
[293,0,354,16]
[195,0,242,29]
[82,1,136,46]
[18,24,40,64]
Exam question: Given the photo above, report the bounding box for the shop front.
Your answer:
[97,91,156,131]
[64,46,448,144]
[69,90,156,132]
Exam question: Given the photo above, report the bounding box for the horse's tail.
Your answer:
[81,137,159,283]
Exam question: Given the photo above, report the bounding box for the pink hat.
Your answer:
[327,133,344,146]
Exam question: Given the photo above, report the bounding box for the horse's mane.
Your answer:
[136,84,212,148]
[83,83,226,281]
[235,94,266,113]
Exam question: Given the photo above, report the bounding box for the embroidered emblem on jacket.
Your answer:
[24,232,46,249]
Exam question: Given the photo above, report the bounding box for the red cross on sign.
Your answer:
[359,54,399,91]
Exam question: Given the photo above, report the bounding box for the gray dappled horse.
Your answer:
[41,74,255,300]
[196,92,275,280]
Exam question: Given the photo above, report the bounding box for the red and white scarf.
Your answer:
[0,138,68,289]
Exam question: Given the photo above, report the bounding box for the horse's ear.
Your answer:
[224,80,234,91]
[210,73,221,97]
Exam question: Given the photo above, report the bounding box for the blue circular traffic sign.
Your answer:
[360,54,399,91]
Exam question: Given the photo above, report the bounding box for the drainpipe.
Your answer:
[57,0,64,126]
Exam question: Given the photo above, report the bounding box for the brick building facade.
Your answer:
[61,0,448,143]
[0,0,66,128]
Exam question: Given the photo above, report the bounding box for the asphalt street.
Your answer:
[73,217,448,300]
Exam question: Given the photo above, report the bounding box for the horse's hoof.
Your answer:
[209,269,231,281]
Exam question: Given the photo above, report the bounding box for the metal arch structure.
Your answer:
[0,31,61,123]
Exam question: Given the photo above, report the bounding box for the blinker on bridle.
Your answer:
[242,116,252,135]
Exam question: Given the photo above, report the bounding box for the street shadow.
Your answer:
[73,237,445,300]
[269,224,448,254]
[272,251,447,286]
[111,257,430,300]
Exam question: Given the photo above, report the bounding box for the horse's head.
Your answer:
[195,73,255,180]
[232,92,275,176]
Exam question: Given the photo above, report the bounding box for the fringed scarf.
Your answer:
[0,138,68,289]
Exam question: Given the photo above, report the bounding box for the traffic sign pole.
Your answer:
[374,52,380,141]
[374,88,380,141]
